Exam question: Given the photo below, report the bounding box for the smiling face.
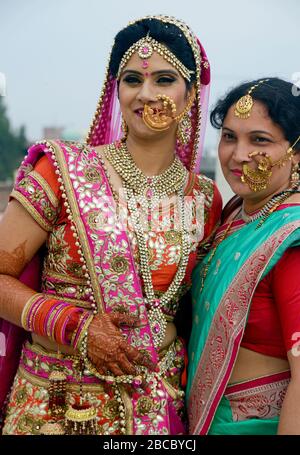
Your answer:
[218,100,300,205]
[118,51,191,140]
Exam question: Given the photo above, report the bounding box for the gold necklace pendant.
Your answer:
[147,306,168,349]
[104,141,187,198]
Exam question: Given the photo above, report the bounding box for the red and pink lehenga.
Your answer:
[0,15,221,435]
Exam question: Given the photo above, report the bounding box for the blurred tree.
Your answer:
[0,97,28,181]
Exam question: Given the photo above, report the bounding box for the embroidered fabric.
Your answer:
[11,151,221,319]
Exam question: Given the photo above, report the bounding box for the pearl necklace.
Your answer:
[241,189,297,227]
[126,185,190,348]
[104,141,190,349]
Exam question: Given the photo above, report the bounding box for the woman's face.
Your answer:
[118,51,190,140]
[218,100,299,203]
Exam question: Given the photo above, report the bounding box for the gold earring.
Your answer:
[175,94,194,145]
[121,118,128,139]
[291,162,300,189]
[177,114,192,145]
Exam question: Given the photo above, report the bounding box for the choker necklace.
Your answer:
[103,141,190,349]
[104,140,187,199]
[241,188,299,228]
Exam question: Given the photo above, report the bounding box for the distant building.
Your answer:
[0,182,13,216]
[43,127,65,140]
[42,127,86,143]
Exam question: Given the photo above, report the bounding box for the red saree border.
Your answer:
[225,370,291,396]
[224,370,290,423]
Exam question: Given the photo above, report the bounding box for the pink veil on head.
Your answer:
[86,15,211,174]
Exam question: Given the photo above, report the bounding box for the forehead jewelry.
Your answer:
[241,135,300,192]
[117,35,194,82]
[234,79,270,119]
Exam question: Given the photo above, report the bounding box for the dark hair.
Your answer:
[210,77,300,152]
[109,18,196,88]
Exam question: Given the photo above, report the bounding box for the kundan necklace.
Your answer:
[104,141,190,348]
[104,140,187,198]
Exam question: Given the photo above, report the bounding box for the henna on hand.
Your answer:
[87,312,155,376]
[0,241,28,277]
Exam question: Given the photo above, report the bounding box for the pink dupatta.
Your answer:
[0,253,41,428]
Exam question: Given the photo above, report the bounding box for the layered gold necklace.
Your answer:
[104,140,187,198]
[104,141,190,349]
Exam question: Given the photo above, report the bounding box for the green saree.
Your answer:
[186,206,300,434]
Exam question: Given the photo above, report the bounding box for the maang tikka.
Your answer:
[234,79,270,119]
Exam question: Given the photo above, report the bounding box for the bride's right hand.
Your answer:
[87,312,155,376]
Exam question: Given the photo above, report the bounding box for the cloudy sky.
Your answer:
[1,0,299,149]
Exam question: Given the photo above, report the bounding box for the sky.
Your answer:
[1,0,299,151]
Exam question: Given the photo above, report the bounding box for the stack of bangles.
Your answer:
[21,293,94,351]
[21,294,157,386]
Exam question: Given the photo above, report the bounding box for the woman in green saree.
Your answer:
[187,77,300,435]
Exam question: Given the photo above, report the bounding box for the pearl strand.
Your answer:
[35,141,97,315]
[126,184,190,348]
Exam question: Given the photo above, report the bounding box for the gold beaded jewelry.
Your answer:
[121,117,128,139]
[142,94,177,131]
[241,135,300,192]
[117,35,194,82]
[291,162,300,188]
[86,15,203,172]
[234,79,270,119]
[104,140,190,348]
[142,93,195,133]
[176,94,195,144]
[104,140,187,199]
